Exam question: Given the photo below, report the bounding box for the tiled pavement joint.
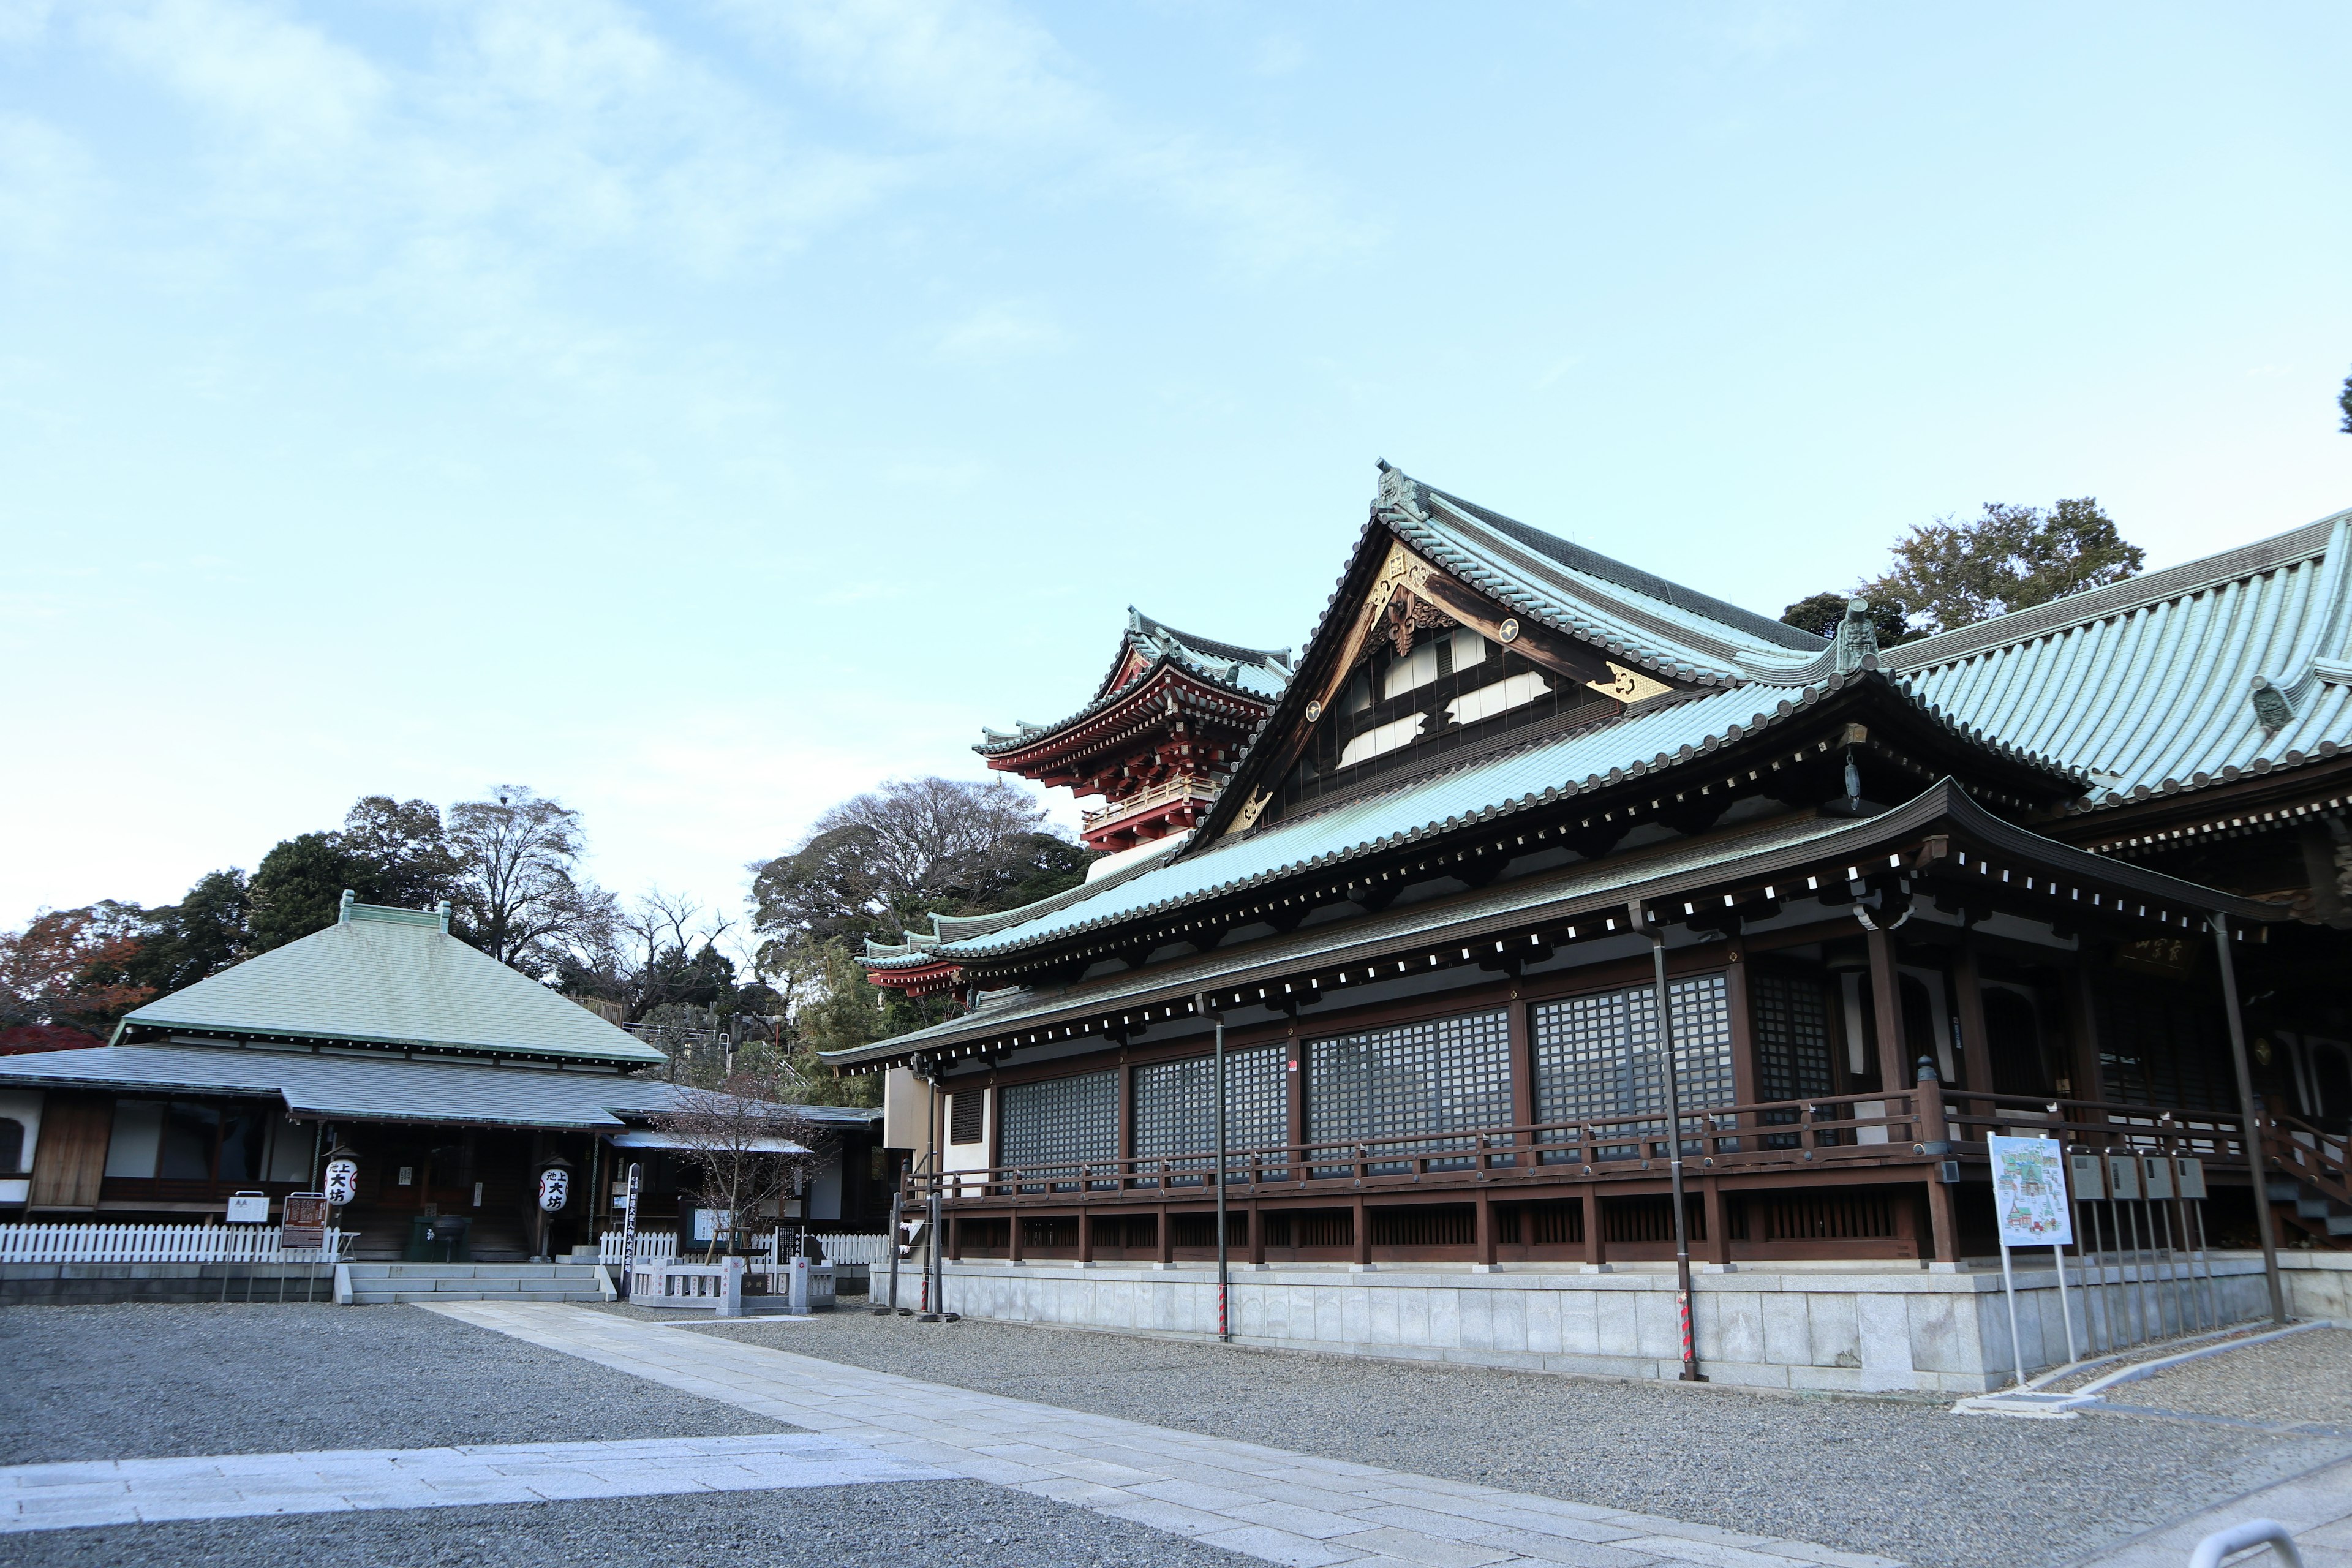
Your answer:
[0,1433,949,1533]
[424,1302,1908,1568]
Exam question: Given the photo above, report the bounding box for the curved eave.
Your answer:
[112,1017,666,1068]
[934,669,2086,969]
[974,658,1276,766]
[817,779,2282,1070]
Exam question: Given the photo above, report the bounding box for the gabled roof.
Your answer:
[116,900,666,1066]
[884,668,2078,967]
[1891,511,2352,812]
[1393,469,1831,685]
[976,608,1292,759]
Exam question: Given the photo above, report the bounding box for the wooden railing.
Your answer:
[929,1087,1964,1204]
[1081,774,1218,833]
[919,1085,2276,1207]
[1939,1090,2253,1163]
[2264,1109,2351,1209]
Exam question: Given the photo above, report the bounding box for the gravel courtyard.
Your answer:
[0,1305,1261,1568]
[684,1308,2352,1568]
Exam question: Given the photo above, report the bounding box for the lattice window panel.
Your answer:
[1307,1009,1512,1175]
[1531,974,1733,1159]
[949,1089,985,1146]
[1000,1071,1117,1189]
[1132,1047,1287,1185]
[1750,968,1834,1096]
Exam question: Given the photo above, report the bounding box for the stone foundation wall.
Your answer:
[1,1262,341,1306]
[884,1253,2307,1395]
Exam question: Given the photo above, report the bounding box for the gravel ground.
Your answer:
[0,1304,788,1464]
[692,1311,2352,1568]
[2102,1328,2352,1428]
[0,1480,1265,1568]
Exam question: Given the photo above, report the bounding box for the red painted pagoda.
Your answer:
[978,609,1292,854]
[861,609,1291,1001]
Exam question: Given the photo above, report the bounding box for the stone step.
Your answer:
[344,1264,601,1281]
[353,1289,602,1305]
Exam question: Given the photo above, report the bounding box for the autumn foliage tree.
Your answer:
[1784,497,2145,643]
[0,905,156,1049]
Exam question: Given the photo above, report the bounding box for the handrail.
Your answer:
[2263,1109,2352,1208]
[2188,1520,2302,1568]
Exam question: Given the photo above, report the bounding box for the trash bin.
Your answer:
[404,1214,472,1262]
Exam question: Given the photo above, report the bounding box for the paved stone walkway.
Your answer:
[0,1433,946,1533]
[2079,1452,2352,1568]
[429,1302,1905,1568]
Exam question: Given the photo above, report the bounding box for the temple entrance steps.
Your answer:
[2268,1175,2352,1245]
[341,1262,608,1306]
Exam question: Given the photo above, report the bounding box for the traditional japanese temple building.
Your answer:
[835,464,2352,1389]
[0,895,885,1257]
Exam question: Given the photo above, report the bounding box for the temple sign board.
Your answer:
[1989,1134,2073,1247]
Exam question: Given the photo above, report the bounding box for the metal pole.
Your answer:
[878,1189,902,1315]
[619,1161,641,1301]
[2210,914,2288,1327]
[1210,995,1231,1344]
[1643,910,1702,1382]
[1999,1238,2027,1387]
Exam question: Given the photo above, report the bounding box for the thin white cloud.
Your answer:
[751,0,1095,145]
[719,0,1371,272]
[0,113,96,255]
[936,301,1067,361]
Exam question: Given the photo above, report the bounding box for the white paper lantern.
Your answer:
[537,1168,570,1213]
[323,1157,360,1207]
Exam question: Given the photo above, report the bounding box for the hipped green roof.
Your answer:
[117,902,666,1066]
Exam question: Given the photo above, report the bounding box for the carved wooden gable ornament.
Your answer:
[1223,537,1689,837]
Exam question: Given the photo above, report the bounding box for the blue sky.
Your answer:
[4,1,2349,936]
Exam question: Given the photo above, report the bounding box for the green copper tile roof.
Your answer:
[118,904,667,1065]
[1893,512,2352,812]
[1378,465,1834,687]
[912,671,2076,963]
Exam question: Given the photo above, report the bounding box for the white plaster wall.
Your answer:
[0,1090,42,1204]
[893,1253,2309,1394]
[942,1087,991,1184]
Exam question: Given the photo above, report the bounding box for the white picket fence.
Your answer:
[597,1231,886,1267]
[811,1233,888,1267]
[0,1223,353,1265]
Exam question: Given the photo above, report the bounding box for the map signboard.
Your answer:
[1989,1134,2073,1248]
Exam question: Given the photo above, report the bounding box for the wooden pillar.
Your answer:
[1725,949,1757,1156]
[1155,1203,1172,1265]
[2064,952,2109,1104]
[1285,1031,1306,1174]
[1865,925,1909,1092]
[1581,1185,1604,1266]
[1014,1205,1028,1264]
[1702,1178,1730,1265]
[1248,1196,1264,1265]
[1115,1057,1134,1175]
[948,1214,963,1262]
[1476,1189,1496,1265]
[1352,1196,1370,1265]
[1952,939,1992,1096]
[1507,993,1536,1172]
[1925,1176,1958,1262]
